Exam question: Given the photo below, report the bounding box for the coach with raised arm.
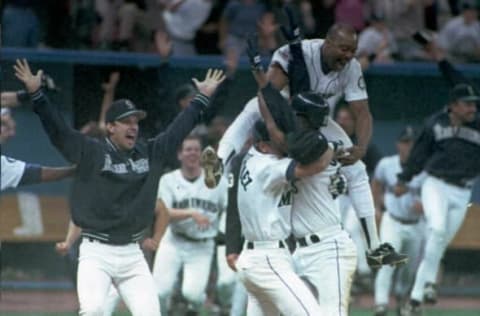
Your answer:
[14,59,226,316]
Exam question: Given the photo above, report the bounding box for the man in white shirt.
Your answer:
[371,127,426,316]
[236,119,331,315]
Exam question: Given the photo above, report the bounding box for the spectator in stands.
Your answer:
[162,0,214,56]
[114,0,150,51]
[94,0,123,49]
[1,0,40,48]
[369,0,434,61]
[219,0,268,74]
[438,0,480,63]
[335,0,366,32]
[356,13,398,69]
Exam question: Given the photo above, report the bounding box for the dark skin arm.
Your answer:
[339,99,372,165]
[41,166,76,182]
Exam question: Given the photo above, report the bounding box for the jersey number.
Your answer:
[240,166,252,191]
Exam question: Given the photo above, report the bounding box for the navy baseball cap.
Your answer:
[449,83,480,103]
[105,99,147,123]
[397,126,416,142]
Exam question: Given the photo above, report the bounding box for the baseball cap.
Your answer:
[449,83,480,103]
[397,126,416,142]
[105,99,147,123]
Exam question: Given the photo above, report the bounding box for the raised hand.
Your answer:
[280,5,301,44]
[192,68,226,97]
[102,71,120,92]
[13,59,43,93]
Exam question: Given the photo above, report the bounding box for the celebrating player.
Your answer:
[396,83,480,316]
[152,135,228,316]
[371,127,426,316]
[14,58,226,316]
[236,120,331,316]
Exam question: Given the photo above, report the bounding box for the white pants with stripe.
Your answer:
[236,243,324,316]
[77,239,160,316]
[375,212,425,306]
[293,229,357,316]
[410,175,471,301]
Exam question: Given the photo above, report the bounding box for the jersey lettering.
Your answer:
[277,190,293,207]
[172,198,221,213]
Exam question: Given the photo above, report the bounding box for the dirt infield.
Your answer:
[1,290,479,313]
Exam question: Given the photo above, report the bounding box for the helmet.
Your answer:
[291,92,330,128]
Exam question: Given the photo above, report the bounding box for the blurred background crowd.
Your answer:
[2,0,480,72]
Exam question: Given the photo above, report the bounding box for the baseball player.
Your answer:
[1,155,75,191]
[204,19,406,267]
[236,119,331,316]
[371,127,426,316]
[152,134,228,316]
[14,58,226,316]
[396,83,480,316]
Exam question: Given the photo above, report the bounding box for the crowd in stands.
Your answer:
[2,0,480,69]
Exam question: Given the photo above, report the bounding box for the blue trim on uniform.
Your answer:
[265,255,310,316]
[286,160,297,182]
[334,240,342,316]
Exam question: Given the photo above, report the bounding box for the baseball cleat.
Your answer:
[374,304,387,316]
[399,301,423,316]
[367,243,408,269]
[201,146,223,189]
[423,282,437,304]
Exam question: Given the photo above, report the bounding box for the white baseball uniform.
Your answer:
[236,146,324,316]
[291,159,357,316]
[218,39,377,235]
[152,169,228,313]
[1,155,27,191]
[373,155,426,306]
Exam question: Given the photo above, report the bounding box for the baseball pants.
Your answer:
[375,212,425,306]
[338,195,370,276]
[77,239,160,316]
[236,242,325,316]
[410,175,471,302]
[293,228,357,316]
[218,99,376,220]
[152,229,215,314]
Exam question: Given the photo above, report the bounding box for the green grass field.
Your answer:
[3,310,480,316]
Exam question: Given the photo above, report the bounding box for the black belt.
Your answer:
[297,234,322,247]
[246,240,286,249]
[83,235,136,246]
[173,231,211,242]
[389,213,420,225]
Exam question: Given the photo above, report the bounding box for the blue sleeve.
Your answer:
[18,163,42,186]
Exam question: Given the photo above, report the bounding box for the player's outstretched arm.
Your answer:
[14,59,96,164]
[151,69,226,158]
[40,165,76,183]
[257,91,288,152]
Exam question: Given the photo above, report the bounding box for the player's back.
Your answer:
[237,147,294,242]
